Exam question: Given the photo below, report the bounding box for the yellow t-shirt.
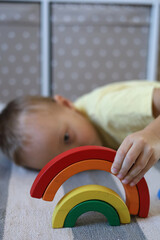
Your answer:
[74,80,160,150]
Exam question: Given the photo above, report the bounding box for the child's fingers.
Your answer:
[121,144,153,184]
[127,156,155,186]
[111,138,132,174]
[121,152,149,185]
[116,142,143,180]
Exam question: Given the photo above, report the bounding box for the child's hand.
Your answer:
[111,129,160,186]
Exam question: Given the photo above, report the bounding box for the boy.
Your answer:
[0,80,160,187]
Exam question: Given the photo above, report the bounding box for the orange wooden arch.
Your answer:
[42,159,139,215]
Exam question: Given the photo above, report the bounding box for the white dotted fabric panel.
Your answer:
[51,4,151,101]
[0,3,41,103]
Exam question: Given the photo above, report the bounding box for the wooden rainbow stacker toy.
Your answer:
[30,146,150,228]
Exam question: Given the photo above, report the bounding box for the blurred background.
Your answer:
[0,0,160,104]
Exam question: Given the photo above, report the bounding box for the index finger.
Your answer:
[111,138,132,174]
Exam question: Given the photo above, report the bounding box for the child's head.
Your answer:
[0,95,102,170]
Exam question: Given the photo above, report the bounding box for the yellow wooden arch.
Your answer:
[52,184,130,228]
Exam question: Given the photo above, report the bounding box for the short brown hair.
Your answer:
[0,95,55,165]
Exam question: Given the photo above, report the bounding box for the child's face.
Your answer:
[21,96,102,170]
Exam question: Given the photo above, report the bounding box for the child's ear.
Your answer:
[53,95,75,110]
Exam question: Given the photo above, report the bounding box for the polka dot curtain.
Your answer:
[51,4,151,101]
[0,3,41,103]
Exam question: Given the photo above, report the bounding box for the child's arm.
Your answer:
[111,88,160,186]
